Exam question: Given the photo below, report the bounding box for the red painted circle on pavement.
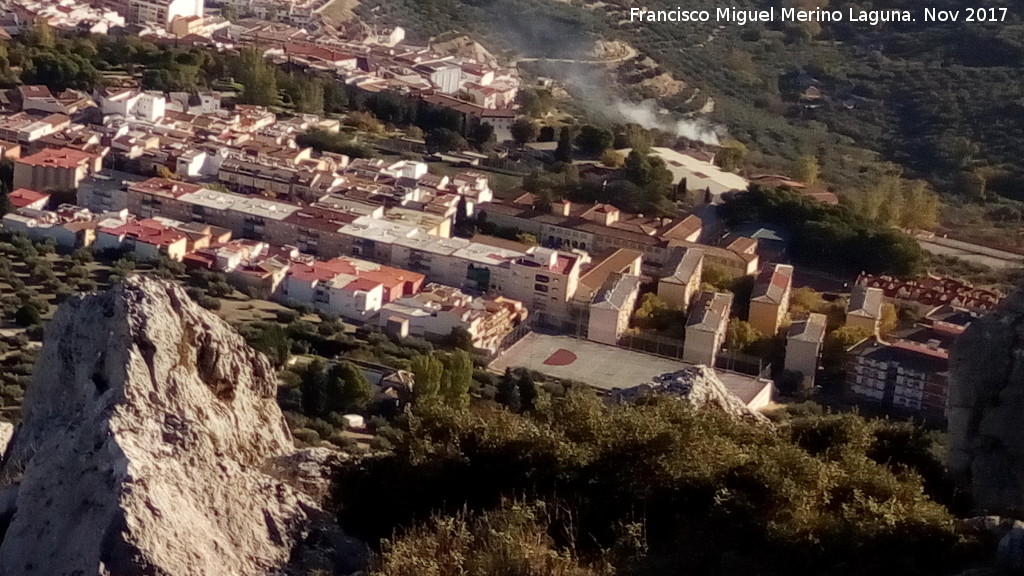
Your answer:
[543,349,577,366]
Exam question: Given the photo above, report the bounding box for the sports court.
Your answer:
[490,332,689,391]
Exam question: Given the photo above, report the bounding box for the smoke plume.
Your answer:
[610,99,721,146]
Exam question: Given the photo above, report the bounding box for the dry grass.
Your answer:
[372,502,612,576]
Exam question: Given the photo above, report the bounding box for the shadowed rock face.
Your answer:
[949,289,1024,517]
[0,276,329,576]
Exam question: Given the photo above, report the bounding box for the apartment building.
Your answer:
[13,147,101,191]
[479,196,701,271]
[113,179,585,324]
[380,283,527,353]
[658,247,703,310]
[281,262,384,321]
[748,263,794,336]
[96,88,167,123]
[1,204,99,248]
[846,285,885,335]
[8,188,50,210]
[94,217,190,261]
[587,272,642,346]
[784,312,827,386]
[844,305,975,417]
[127,0,204,28]
[683,291,733,366]
[846,338,948,416]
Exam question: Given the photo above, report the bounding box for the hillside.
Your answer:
[359,0,1024,239]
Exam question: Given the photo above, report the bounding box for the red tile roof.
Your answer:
[128,178,202,199]
[8,188,49,208]
[16,147,94,169]
[102,218,186,247]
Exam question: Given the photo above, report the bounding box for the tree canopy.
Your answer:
[719,186,924,277]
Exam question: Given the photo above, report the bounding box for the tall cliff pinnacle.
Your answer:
[0,276,334,576]
[949,288,1024,517]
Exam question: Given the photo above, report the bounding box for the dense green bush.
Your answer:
[337,393,976,576]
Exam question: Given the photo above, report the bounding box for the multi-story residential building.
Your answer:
[16,86,95,116]
[572,249,643,305]
[127,0,204,28]
[380,283,527,354]
[587,272,641,346]
[748,263,794,336]
[683,291,732,366]
[1,204,99,248]
[94,217,190,261]
[846,338,948,416]
[386,234,585,327]
[279,256,424,321]
[8,188,50,211]
[13,147,101,191]
[96,88,167,123]
[658,247,703,310]
[479,196,701,272]
[844,306,975,417]
[846,285,885,335]
[76,171,149,215]
[784,312,827,386]
[0,112,72,144]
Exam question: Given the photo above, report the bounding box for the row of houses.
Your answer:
[479,195,760,278]
[80,177,585,327]
[1,198,531,353]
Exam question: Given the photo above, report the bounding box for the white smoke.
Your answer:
[611,98,721,146]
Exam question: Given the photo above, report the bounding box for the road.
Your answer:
[514,44,638,65]
[915,233,1024,270]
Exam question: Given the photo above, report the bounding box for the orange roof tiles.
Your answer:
[8,188,50,208]
[16,147,94,169]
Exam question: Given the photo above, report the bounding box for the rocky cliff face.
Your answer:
[0,276,342,576]
[949,289,1024,517]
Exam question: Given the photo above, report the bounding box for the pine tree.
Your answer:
[495,368,521,411]
[234,47,278,107]
[440,350,473,410]
[300,358,328,416]
[517,369,538,413]
[554,126,573,163]
[411,354,444,406]
[331,360,372,409]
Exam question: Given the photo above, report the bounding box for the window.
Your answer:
[535,274,549,283]
[534,284,548,293]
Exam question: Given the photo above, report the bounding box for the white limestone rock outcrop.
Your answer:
[0,421,13,456]
[610,365,770,424]
[949,289,1024,517]
[0,276,334,576]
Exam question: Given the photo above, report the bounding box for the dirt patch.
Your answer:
[319,0,358,25]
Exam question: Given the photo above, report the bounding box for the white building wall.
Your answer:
[94,231,125,253]
[587,306,621,345]
[683,329,720,366]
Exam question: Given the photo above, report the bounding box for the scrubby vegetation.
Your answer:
[337,394,981,576]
